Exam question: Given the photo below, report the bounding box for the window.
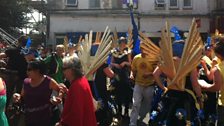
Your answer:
[66,0,78,6]
[89,0,137,9]
[89,0,101,8]
[155,0,166,9]
[169,0,179,9]
[101,0,112,9]
[183,0,192,8]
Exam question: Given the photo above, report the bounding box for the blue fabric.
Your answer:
[25,37,32,48]
[90,44,99,56]
[170,26,182,41]
[205,36,212,50]
[130,9,141,55]
[92,81,100,100]
[107,53,112,65]
[172,42,185,58]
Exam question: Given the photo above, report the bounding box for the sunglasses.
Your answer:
[62,66,71,71]
[27,68,34,71]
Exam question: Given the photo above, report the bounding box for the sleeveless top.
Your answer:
[111,47,131,81]
[23,76,52,125]
[0,79,9,126]
[111,47,131,64]
[216,61,224,106]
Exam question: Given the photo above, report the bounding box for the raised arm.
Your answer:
[199,66,222,92]
[153,66,167,91]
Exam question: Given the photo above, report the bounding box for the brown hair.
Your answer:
[214,38,224,59]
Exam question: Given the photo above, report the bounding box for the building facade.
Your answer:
[46,0,220,45]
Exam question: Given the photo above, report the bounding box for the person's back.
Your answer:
[5,47,27,80]
[23,76,52,126]
[2,36,28,108]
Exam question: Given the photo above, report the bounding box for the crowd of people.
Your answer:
[0,23,223,126]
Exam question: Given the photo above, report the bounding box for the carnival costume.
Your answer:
[141,19,204,126]
[111,47,132,116]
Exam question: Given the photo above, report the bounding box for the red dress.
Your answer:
[60,76,97,126]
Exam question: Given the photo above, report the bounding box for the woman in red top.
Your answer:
[56,56,97,126]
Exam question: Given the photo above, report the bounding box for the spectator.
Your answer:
[199,40,224,126]
[0,77,9,126]
[13,60,64,126]
[44,44,65,125]
[0,35,28,107]
[44,44,65,83]
[56,56,97,126]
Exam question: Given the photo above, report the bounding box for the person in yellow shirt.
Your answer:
[199,39,224,126]
[129,44,157,126]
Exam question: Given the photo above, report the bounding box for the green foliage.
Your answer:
[0,0,31,32]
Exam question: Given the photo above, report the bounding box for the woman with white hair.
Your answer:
[56,56,97,126]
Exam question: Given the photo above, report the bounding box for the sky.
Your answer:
[22,4,46,34]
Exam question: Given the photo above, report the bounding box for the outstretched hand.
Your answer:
[13,93,21,103]
[50,96,62,105]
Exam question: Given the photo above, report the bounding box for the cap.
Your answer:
[118,37,127,44]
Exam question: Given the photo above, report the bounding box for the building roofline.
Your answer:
[47,9,209,18]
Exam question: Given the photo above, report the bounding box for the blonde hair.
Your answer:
[56,44,65,51]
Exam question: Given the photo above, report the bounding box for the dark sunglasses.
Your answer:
[27,68,34,71]
[62,66,71,71]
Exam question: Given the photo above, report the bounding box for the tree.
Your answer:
[0,0,31,33]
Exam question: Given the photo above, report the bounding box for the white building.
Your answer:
[46,0,223,45]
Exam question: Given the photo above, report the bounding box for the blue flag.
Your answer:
[26,37,32,49]
[130,9,141,55]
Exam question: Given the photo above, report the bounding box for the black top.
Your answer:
[5,47,27,79]
[185,76,193,91]
[111,47,130,82]
[112,47,129,65]
[95,63,108,87]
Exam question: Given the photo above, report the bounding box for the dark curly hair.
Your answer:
[17,35,28,47]
[27,60,47,75]
[214,39,224,59]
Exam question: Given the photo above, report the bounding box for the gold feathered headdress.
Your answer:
[159,18,204,91]
[77,26,113,78]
